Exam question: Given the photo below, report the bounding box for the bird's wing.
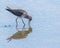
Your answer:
[16,9,28,15]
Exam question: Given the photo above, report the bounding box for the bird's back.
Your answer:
[13,9,27,16]
[6,8,27,17]
[12,9,23,16]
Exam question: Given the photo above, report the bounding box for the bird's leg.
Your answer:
[21,18,25,26]
[16,17,19,31]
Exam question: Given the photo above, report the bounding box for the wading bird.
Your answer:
[6,6,32,29]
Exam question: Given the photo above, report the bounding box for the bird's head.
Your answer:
[27,15,32,26]
[28,16,32,27]
[29,16,32,22]
[24,14,32,22]
[24,14,32,26]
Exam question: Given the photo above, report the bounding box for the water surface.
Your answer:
[0,0,60,48]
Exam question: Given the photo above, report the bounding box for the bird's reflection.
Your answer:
[7,25,32,42]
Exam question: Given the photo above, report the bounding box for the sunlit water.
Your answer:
[0,0,60,48]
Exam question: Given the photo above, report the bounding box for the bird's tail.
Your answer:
[6,6,12,9]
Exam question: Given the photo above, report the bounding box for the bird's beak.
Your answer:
[29,18,32,27]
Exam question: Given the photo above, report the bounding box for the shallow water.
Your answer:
[0,0,60,48]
